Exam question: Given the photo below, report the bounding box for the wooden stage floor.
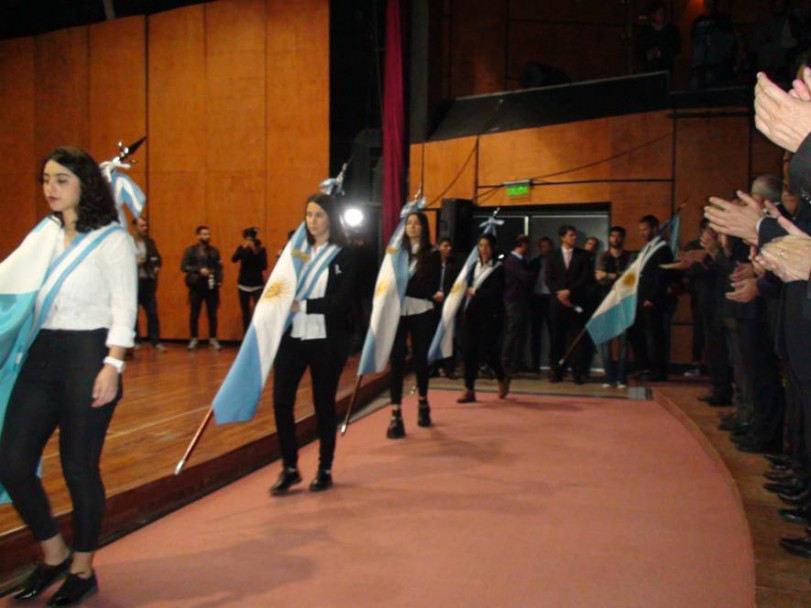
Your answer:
[0,343,371,537]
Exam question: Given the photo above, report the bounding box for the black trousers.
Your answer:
[787,367,808,469]
[0,330,121,552]
[273,334,349,471]
[549,300,588,376]
[462,312,504,391]
[238,289,262,333]
[703,314,732,401]
[635,303,668,379]
[189,287,219,339]
[530,294,552,370]
[691,296,705,363]
[430,308,455,376]
[502,300,530,373]
[136,278,161,345]
[390,311,433,404]
[737,318,785,446]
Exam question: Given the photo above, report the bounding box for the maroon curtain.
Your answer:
[381,0,405,243]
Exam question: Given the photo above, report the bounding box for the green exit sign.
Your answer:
[504,179,531,197]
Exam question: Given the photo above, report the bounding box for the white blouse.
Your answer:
[41,227,138,348]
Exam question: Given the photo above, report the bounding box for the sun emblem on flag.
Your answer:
[292,249,310,262]
[621,270,637,289]
[263,279,291,300]
[450,282,464,295]
[386,246,398,254]
[375,280,389,298]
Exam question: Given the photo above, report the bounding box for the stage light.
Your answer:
[343,207,364,228]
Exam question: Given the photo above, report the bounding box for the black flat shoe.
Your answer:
[779,488,811,506]
[780,506,811,525]
[270,469,302,496]
[13,556,71,601]
[386,411,405,439]
[309,469,333,492]
[766,453,792,466]
[765,470,797,482]
[47,572,97,606]
[780,536,811,559]
[417,403,432,428]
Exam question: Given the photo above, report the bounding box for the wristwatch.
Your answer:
[103,356,126,374]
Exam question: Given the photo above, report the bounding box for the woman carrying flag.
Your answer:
[270,194,356,495]
[457,233,508,403]
[0,146,136,605]
[386,211,442,439]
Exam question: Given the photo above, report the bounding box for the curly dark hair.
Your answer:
[41,146,118,233]
[400,211,432,279]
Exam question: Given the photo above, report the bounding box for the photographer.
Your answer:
[181,225,223,350]
[232,227,267,333]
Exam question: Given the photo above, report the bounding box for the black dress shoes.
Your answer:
[47,572,98,606]
[572,375,586,385]
[13,556,71,601]
[386,411,405,439]
[779,487,811,506]
[780,506,811,525]
[705,396,732,407]
[765,469,796,482]
[417,402,432,428]
[766,453,793,466]
[780,535,811,559]
[270,468,302,496]
[309,469,333,492]
[764,479,807,495]
[737,439,782,454]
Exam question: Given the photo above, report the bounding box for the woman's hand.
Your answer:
[290,301,301,313]
[432,291,445,303]
[757,232,811,283]
[92,366,119,408]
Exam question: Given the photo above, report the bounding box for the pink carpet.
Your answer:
[3,391,755,607]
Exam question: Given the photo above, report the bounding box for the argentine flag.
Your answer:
[585,236,668,345]
[111,172,146,220]
[357,199,424,375]
[428,216,500,363]
[212,224,308,423]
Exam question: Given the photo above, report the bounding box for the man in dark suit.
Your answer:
[528,236,554,372]
[132,217,165,351]
[545,225,591,383]
[633,214,673,381]
[432,237,459,378]
[501,234,534,375]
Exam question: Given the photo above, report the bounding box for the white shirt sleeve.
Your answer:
[104,230,138,348]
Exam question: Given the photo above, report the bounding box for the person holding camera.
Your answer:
[181,226,223,350]
[231,227,267,334]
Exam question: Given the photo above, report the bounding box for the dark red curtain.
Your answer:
[381,0,405,243]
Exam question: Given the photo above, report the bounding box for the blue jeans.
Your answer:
[600,332,628,385]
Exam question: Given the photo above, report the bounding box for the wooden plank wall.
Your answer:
[443,0,811,98]
[409,108,784,364]
[0,0,329,341]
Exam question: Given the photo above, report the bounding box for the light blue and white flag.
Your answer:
[427,214,502,364]
[211,224,342,424]
[100,158,146,225]
[585,236,668,345]
[661,214,681,258]
[357,197,425,375]
[0,218,123,502]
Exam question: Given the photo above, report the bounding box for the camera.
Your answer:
[243,227,259,241]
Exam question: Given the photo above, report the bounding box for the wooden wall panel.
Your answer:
[507,21,627,84]
[34,27,90,219]
[449,0,506,97]
[674,113,751,244]
[266,0,330,261]
[148,5,207,340]
[750,130,783,183]
[422,136,478,203]
[205,0,267,339]
[0,38,36,258]
[510,0,628,24]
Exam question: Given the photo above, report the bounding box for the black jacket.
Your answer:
[545,247,590,306]
[464,261,505,322]
[405,249,442,301]
[637,242,673,306]
[232,244,268,288]
[135,236,162,282]
[294,247,357,343]
[181,243,223,289]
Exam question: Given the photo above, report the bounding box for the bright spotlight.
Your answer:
[343,207,364,228]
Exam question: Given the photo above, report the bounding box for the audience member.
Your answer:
[132,217,164,352]
[529,237,554,373]
[181,226,223,351]
[231,227,267,333]
[501,234,534,375]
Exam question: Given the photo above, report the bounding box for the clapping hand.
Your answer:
[756,218,811,282]
[704,192,763,245]
[755,71,811,154]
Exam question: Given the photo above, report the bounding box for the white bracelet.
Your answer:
[104,356,126,374]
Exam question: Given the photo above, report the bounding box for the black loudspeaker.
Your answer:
[439,198,474,252]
